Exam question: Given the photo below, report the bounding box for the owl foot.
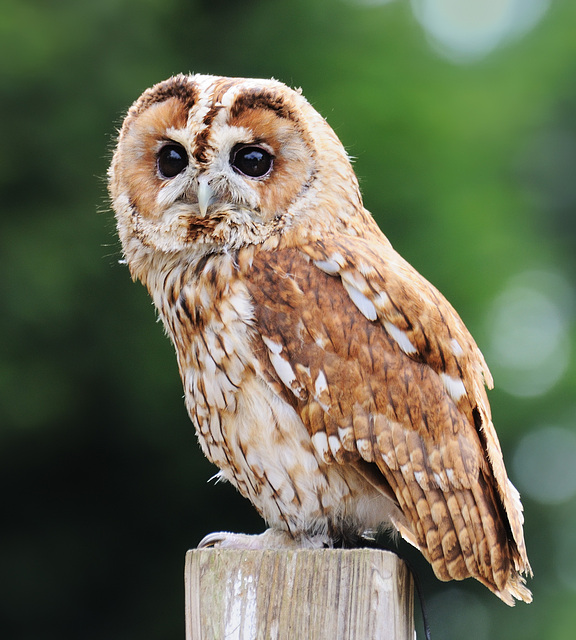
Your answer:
[197,528,332,550]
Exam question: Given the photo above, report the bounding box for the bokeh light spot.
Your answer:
[513,426,576,504]
[410,0,551,63]
[346,0,398,5]
[485,269,572,397]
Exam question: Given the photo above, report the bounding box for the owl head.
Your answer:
[109,74,367,277]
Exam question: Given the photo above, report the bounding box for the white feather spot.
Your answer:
[338,427,351,440]
[314,259,340,275]
[357,261,376,277]
[450,338,464,357]
[330,252,345,266]
[312,431,330,460]
[261,335,283,355]
[338,426,355,450]
[314,370,328,396]
[381,452,394,468]
[342,280,378,321]
[329,435,342,457]
[414,470,427,487]
[433,472,448,490]
[384,321,417,355]
[261,336,303,394]
[269,352,297,389]
[373,291,392,310]
[356,438,373,461]
[440,373,467,402]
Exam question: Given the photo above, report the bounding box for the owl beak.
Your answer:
[197,176,214,217]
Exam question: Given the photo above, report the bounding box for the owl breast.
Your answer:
[150,249,397,537]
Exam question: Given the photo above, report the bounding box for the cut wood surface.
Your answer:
[185,548,414,640]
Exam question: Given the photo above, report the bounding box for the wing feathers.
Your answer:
[241,239,531,602]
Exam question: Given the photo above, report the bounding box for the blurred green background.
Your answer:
[2,0,576,638]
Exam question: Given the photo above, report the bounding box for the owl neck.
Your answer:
[136,248,256,391]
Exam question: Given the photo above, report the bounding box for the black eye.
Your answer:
[230,144,273,178]
[157,143,188,178]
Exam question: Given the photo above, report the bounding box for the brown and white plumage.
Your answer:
[108,73,532,604]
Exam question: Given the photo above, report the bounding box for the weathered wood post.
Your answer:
[185,548,414,640]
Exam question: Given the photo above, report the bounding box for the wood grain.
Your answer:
[185,548,414,640]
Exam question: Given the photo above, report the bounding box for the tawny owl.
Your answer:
[108,74,532,604]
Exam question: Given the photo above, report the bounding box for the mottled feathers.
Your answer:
[108,73,531,604]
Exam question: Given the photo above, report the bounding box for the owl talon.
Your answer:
[197,532,237,548]
[197,529,332,550]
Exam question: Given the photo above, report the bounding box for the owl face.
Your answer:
[109,74,361,261]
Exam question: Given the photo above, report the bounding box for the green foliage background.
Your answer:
[2,1,576,638]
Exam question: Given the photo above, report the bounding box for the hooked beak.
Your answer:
[197,176,213,217]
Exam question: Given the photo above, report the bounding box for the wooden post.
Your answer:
[185,548,414,640]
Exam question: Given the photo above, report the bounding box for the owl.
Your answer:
[108,74,532,604]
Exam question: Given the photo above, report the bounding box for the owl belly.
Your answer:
[158,261,396,538]
[186,365,394,538]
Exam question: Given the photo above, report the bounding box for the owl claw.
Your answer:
[197,529,332,550]
[197,532,236,548]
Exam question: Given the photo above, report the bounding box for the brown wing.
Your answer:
[240,236,531,604]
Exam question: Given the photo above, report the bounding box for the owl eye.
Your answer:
[157,143,188,178]
[230,144,273,179]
